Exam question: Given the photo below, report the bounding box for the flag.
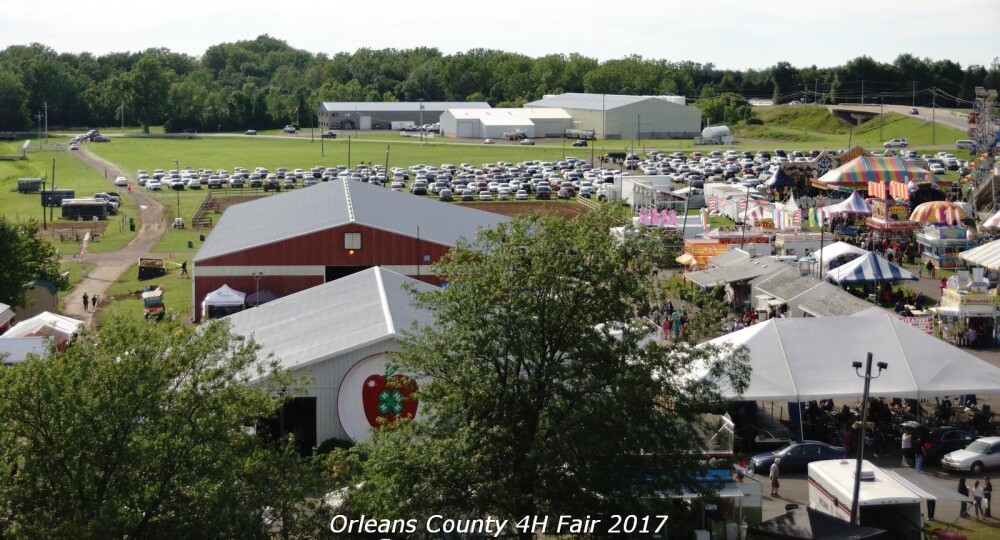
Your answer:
[651,207,662,226]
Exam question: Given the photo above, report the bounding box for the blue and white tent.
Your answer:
[826,252,918,285]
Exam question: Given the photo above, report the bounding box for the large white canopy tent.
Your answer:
[699,313,1000,402]
[811,242,869,276]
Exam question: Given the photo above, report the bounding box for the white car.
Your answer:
[883,138,909,148]
[146,180,162,191]
[942,437,1000,474]
[114,176,128,187]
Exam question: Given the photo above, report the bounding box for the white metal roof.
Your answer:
[224,267,437,373]
[3,311,83,339]
[447,108,572,121]
[526,93,692,111]
[0,337,48,364]
[194,178,509,262]
[808,460,923,506]
[320,101,490,113]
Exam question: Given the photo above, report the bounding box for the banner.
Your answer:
[78,232,90,262]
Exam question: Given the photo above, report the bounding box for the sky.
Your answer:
[2,0,998,70]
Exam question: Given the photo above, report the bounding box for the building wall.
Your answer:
[293,339,401,444]
[557,102,701,140]
[532,117,572,138]
[193,224,450,320]
[320,110,446,130]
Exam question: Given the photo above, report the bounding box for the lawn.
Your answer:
[98,261,193,324]
[0,142,141,254]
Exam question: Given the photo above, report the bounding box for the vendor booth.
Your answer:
[931,269,998,348]
[915,225,977,270]
[865,200,919,260]
[201,284,246,319]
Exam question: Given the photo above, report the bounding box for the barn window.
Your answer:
[344,232,362,250]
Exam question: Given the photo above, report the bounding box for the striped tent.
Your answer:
[826,252,918,285]
[867,181,911,200]
[812,156,934,190]
[818,191,873,221]
[960,240,1000,270]
[709,195,719,212]
[982,213,1000,229]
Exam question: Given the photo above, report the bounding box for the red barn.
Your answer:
[192,178,509,321]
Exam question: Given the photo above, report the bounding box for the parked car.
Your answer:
[322,131,338,139]
[438,188,453,202]
[942,437,1000,474]
[750,441,846,474]
[69,143,79,151]
[114,176,128,187]
[883,138,909,148]
[520,139,536,146]
[146,180,162,191]
[573,140,588,147]
[92,136,111,142]
[483,139,495,144]
[902,422,975,466]
[244,129,257,135]
[461,189,475,202]
[283,125,297,133]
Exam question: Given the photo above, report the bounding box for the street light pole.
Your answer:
[849,353,887,526]
[251,272,263,307]
[879,93,884,141]
[419,99,424,144]
[174,159,180,223]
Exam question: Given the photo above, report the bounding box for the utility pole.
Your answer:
[861,80,864,104]
[932,90,936,145]
[880,93,884,141]
[35,112,42,150]
[43,101,48,148]
[912,81,916,107]
[384,144,390,186]
[814,78,818,103]
[122,100,125,136]
[418,99,424,144]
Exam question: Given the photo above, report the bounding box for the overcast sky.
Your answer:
[3,0,998,70]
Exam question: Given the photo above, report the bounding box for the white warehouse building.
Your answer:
[440,108,572,139]
[525,93,701,140]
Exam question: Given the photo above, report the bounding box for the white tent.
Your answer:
[960,239,1000,269]
[811,242,869,276]
[201,284,246,318]
[701,314,1000,401]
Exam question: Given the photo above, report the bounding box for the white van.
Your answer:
[955,140,977,151]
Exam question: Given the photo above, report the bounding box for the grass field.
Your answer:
[98,262,193,325]
[0,143,140,254]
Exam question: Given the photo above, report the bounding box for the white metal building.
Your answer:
[224,267,437,447]
[440,108,572,139]
[525,93,701,140]
[318,101,491,130]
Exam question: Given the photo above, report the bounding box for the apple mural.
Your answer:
[361,364,419,428]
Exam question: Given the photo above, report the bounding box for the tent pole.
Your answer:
[797,402,804,443]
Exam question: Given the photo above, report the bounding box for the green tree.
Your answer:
[128,54,173,133]
[0,315,334,539]
[0,71,30,129]
[0,218,65,308]
[338,207,750,531]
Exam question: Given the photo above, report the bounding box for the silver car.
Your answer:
[942,437,1000,474]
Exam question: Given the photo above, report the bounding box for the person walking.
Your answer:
[769,458,781,497]
[179,260,188,278]
[926,260,935,278]
[82,292,89,312]
[914,433,925,472]
[985,476,993,517]
[91,294,99,310]
[974,480,984,519]
[671,309,684,340]
[958,477,970,518]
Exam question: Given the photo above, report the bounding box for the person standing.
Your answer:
[671,309,683,340]
[974,481,984,519]
[958,478,970,518]
[82,292,89,312]
[902,430,913,467]
[985,476,993,517]
[914,433,925,472]
[769,458,781,497]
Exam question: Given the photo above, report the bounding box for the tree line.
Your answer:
[0,35,997,133]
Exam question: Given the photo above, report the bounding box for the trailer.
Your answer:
[41,189,76,207]
[502,129,527,141]
[138,258,166,280]
[807,460,922,539]
[60,199,109,220]
[17,178,43,193]
[564,128,596,140]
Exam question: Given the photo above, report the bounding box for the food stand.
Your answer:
[932,269,998,348]
[865,200,919,260]
[915,225,977,270]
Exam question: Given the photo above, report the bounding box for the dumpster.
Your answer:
[129,223,136,231]
[199,233,206,241]
[187,240,194,248]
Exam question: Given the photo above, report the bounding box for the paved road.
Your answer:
[62,148,166,326]
[828,103,971,134]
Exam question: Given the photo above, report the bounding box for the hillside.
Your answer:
[734,105,967,147]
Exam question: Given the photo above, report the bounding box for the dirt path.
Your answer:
[62,148,167,326]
